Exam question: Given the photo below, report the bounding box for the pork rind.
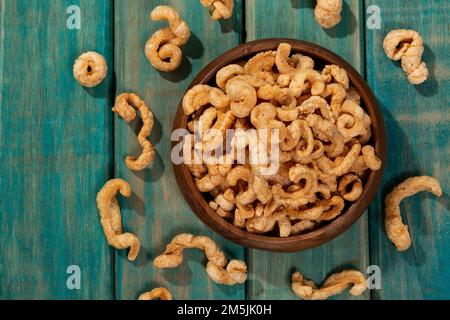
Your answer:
[383,29,429,85]
[200,0,234,20]
[154,234,247,285]
[292,269,367,300]
[96,179,140,261]
[145,6,191,72]
[139,288,173,300]
[113,93,155,171]
[385,176,442,251]
[315,0,343,29]
[182,43,381,237]
[73,51,108,87]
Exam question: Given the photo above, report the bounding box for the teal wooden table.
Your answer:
[0,0,448,300]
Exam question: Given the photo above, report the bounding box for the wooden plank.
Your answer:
[365,0,450,300]
[114,0,245,300]
[245,0,369,300]
[0,0,115,299]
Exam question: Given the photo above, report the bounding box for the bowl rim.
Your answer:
[172,38,387,252]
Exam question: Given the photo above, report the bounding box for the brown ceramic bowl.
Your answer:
[172,38,386,252]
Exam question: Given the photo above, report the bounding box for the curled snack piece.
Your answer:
[290,69,325,97]
[322,65,349,89]
[216,189,236,211]
[385,176,442,251]
[216,64,245,90]
[320,83,347,119]
[315,0,343,29]
[154,234,247,285]
[226,77,257,118]
[139,288,173,300]
[317,142,361,176]
[338,174,363,201]
[113,93,155,171]
[183,85,230,116]
[96,179,140,261]
[292,270,367,300]
[362,145,382,171]
[206,260,248,285]
[337,100,371,139]
[145,6,191,72]
[244,50,276,83]
[299,96,334,121]
[227,165,256,205]
[73,51,108,87]
[200,0,234,20]
[316,195,345,221]
[383,29,429,85]
[276,43,314,76]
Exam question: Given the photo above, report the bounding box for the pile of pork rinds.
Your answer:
[182,43,382,238]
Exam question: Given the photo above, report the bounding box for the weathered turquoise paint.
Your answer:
[113,0,245,300]
[365,0,450,300]
[0,0,115,299]
[0,0,448,300]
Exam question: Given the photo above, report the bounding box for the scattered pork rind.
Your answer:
[113,93,155,171]
[73,51,108,87]
[383,29,429,85]
[139,288,173,300]
[145,6,191,72]
[96,179,140,261]
[292,270,367,300]
[315,0,343,29]
[200,0,234,20]
[154,234,247,285]
[385,176,442,251]
[182,43,382,238]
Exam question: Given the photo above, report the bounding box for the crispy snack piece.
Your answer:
[383,29,429,85]
[216,64,245,90]
[276,43,314,76]
[317,143,361,176]
[227,165,256,205]
[337,100,372,139]
[290,69,325,97]
[292,270,367,300]
[183,84,230,116]
[320,83,347,119]
[385,176,442,251]
[338,174,363,201]
[73,51,108,87]
[315,0,343,29]
[96,179,140,261]
[299,96,334,121]
[154,234,247,285]
[322,64,349,89]
[361,145,382,171]
[139,288,173,300]
[226,77,257,118]
[113,93,155,171]
[145,6,191,72]
[244,50,276,83]
[200,0,234,20]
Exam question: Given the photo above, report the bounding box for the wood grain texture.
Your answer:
[1,0,449,301]
[113,0,245,300]
[245,0,370,300]
[365,0,450,300]
[0,0,115,299]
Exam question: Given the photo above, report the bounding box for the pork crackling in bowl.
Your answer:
[172,39,386,252]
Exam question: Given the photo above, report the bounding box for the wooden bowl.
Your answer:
[172,38,386,252]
